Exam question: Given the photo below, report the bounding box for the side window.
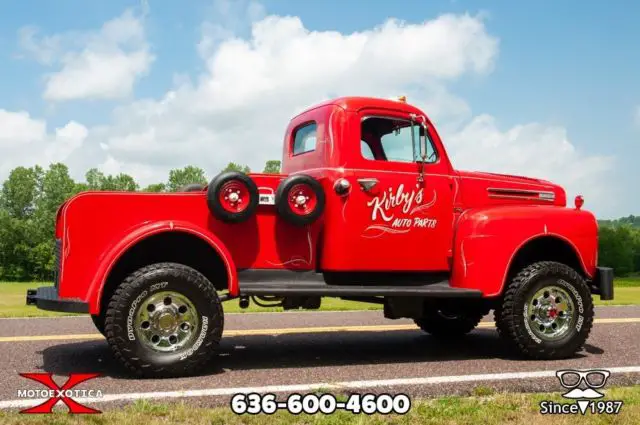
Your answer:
[380,125,417,162]
[292,122,317,155]
[361,117,438,164]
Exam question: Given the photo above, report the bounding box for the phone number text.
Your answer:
[230,392,411,415]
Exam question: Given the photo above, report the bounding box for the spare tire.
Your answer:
[179,183,205,192]
[275,174,325,226]
[206,171,258,223]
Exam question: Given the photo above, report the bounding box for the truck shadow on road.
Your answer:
[39,328,597,380]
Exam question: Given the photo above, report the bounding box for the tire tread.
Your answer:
[104,262,223,378]
[495,261,594,359]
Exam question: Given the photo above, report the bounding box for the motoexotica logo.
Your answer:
[539,369,622,416]
[17,373,102,414]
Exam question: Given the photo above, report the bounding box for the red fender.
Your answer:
[450,206,597,297]
[88,220,237,314]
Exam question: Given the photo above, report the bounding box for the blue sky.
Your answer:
[0,0,638,218]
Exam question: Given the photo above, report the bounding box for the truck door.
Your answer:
[330,111,454,272]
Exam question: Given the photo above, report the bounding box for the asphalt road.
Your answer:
[1,306,640,410]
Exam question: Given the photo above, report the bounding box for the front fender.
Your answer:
[88,220,238,314]
[450,206,598,297]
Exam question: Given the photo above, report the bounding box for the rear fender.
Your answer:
[450,206,597,297]
[88,220,237,314]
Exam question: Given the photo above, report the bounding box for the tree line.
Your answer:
[0,161,280,281]
[0,161,637,281]
[597,218,640,276]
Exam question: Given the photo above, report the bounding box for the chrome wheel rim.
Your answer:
[526,285,575,341]
[133,291,200,352]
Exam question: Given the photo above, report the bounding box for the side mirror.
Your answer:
[416,121,429,184]
[419,123,428,162]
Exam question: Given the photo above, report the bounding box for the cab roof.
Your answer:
[292,96,426,120]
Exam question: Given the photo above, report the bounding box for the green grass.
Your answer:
[612,277,640,287]
[0,282,83,318]
[2,277,640,318]
[1,385,638,424]
[594,287,640,306]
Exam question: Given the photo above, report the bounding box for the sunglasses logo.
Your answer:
[555,369,610,400]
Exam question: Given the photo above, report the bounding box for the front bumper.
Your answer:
[26,286,89,313]
[590,266,614,301]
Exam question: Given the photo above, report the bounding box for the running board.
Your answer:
[238,276,482,298]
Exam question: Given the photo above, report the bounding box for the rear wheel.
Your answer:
[495,261,593,359]
[104,262,224,378]
[414,308,484,338]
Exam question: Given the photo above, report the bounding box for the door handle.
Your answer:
[358,178,379,192]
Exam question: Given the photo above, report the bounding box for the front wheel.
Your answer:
[495,261,594,359]
[104,262,224,378]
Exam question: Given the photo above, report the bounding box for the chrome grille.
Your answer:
[54,239,61,289]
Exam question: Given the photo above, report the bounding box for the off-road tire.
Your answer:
[495,261,594,359]
[414,309,483,337]
[104,262,224,378]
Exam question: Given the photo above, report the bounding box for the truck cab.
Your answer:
[283,97,455,272]
[26,96,614,378]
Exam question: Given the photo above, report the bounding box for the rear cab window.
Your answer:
[292,122,317,155]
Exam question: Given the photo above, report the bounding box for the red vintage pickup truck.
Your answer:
[27,96,613,378]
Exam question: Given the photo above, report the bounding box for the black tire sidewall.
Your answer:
[275,174,325,226]
[511,266,590,352]
[107,265,223,373]
[91,313,106,336]
[206,172,258,223]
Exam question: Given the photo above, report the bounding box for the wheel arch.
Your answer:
[450,206,597,298]
[500,235,588,296]
[89,222,237,315]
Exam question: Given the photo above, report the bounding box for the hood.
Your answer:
[455,170,566,208]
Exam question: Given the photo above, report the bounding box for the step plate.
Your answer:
[238,280,482,298]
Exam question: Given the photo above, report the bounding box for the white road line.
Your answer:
[2,366,640,409]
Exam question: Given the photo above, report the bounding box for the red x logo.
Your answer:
[19,373,101,414]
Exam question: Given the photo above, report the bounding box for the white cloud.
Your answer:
[0,109,46,146]
[0,110,87,176]
[5,3,616,216]
[19,9,154,101]
[198,0,266,59]
[17,26,62,65]
[95,11,499,183]
[444,115,615,210]
[45,121,89,162]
